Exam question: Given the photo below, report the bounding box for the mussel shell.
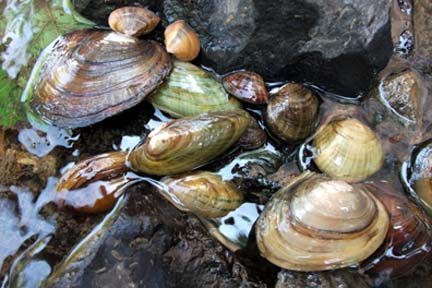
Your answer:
[55,151,133,213]
[264,83,320,143]
[222,71,268,104]
[148,60,241,118]
[29,30,172,128]
[128,110,250,175]
[237,116,267,149]
[361,182,432,280]
[108,6,160,36]
[256,172,389,271]
[164,20,200,61]
[160,171,243,218]
[313,117,384,182]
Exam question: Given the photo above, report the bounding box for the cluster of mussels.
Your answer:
[25,5,432,284]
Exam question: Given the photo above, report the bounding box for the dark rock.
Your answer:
[163,0,393,97]
[411,0,432,75]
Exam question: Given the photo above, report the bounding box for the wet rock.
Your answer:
[411,0,432,74]
[48,184,265,287]
[163,0,393,97]
[275,269,371,288]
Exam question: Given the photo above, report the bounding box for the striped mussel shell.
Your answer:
[313,117,384,182]
[264,83,320,143]
[28,30,172,128]
[108,6,160,37]
[222,70,268,104]
[256,172,389,271]
[148,60,241,118]
[160,171,243,218]
[128,109,250,175]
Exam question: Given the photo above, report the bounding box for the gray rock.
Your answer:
[163,0,393,97]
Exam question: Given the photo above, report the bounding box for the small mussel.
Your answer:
[55,151,140,213]
[164,20,200,61]
[222,71,268,104]
[128,110,250,175]
[313,117,384,182]
[108,6,160,37]
[361,182,432,281]
[403,139,432,215]
[28,30,172,128]
[237,116,267,150]
[148,60,241,118]
[160,171,243,218]
[264,83,320,143]
[256,172,389,271]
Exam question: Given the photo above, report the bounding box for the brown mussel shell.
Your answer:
[237,116,267,150]
[313,117,384,182]
[223,71,268,104]
[55,151,137,213]
[361,182,432,280]
[30,30,172,128]
[164,20,200,61]
[160,171,243,218]
[108,6,160,36]
[264,83,320,143]
[256,172,389,271]
[128,110,250,176]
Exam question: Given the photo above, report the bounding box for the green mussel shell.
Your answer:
[148,60,241,117]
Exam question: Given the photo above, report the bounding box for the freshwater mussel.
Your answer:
[148,60,241,118]
[28,30,172,128]
[160,171,243,218]
[312,116,384,182]
[256,172,389,271]
[222,71,268,104]
[128,110,250,175]
[108,6,160,37]
[265,83,320,143]
[164,20,201,61]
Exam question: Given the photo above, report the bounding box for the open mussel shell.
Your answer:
[256,172,389,271]
[222,71,268,104]
[148,60,241,118]
[55,151,139,213]
[108,6,160,36]
[29,30,172,128]
[402,139,432,215]
[164,20,200,61]
[128,110,250,175]
[160,171,243,218]
[361,182,432,280]
[313,117,384,182]
[264,83,320,143]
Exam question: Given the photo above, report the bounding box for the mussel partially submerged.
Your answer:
[128,110,250,175]
[256,172,389,271]
[160,171,243,218]
[28,30,172,128]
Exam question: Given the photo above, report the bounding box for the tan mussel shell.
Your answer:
[256,172,389,271]
[160,171,243,218]
[164,20,200,61]
[313,117,384,182]
[108,6,160,36]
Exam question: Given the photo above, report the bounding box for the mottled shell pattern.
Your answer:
[108,6,160,37]
[161,171,243,218]
[256,172,389,271]
[313,117,384,182]
[128,110,250,175]
[223,71,268,104]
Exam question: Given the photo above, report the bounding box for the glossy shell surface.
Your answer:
[29,30,172,128]
[108,6,160,36]
[222,71,268,104]
[164,20,200,61]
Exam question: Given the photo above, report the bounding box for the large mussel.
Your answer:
[148,60,241,118]
[27,30,172,128]
[313,117,384,182]
[160,171,243,218]
[256,172,389,271]
[128,110,250,175]
[265,83,320,143]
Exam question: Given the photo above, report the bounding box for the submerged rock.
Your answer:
[163,0,393,97]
